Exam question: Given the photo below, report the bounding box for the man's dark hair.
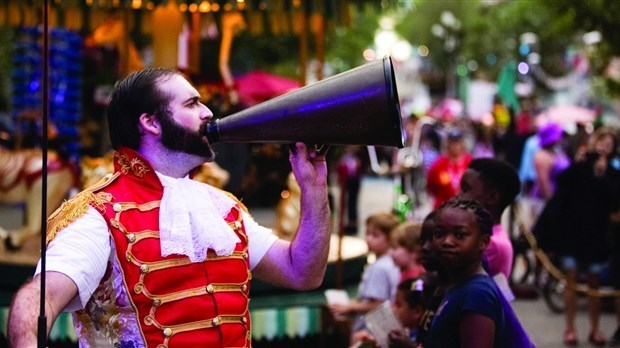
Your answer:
[468,158,520,211]
[106,67,179,150]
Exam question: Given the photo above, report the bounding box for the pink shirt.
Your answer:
[484,224,514,279]
[400,265,426,283]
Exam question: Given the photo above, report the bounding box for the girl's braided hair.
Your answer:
[438,197,493,236]
[397,277,428,309]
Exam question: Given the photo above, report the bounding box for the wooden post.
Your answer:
[188,11,201,74]
[336,181,346,289]
[312,1,325,81]
[298,1,308,86]
[120,7,129,76]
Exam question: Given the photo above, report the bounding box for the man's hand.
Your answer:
[288,143,328,191]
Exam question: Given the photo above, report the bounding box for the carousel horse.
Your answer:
[274,172,301,241]
[0,111,78,250]
[0,144,77,250]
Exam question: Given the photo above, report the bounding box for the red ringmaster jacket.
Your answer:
[47,147,252,347]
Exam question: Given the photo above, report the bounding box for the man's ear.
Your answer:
[138,113,161,136]
[487,189,501,209]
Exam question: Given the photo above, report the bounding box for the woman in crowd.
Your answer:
[535,127,620,346]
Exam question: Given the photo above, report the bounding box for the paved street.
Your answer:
[513,294,617,348]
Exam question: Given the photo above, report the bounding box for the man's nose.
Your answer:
[201,104,214,121]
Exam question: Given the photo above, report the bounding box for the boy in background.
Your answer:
[328,212,401,342]
[457,158,521,280]
[391,221,425,282]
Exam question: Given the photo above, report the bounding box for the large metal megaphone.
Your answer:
[204,56,404,148]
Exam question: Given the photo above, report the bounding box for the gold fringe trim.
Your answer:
[46,173,118,245]
[46,191,112,245]
[220,189,249,214]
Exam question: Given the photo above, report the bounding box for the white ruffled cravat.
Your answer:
[157,173,240,262]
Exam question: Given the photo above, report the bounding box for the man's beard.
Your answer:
[158,112,215,160]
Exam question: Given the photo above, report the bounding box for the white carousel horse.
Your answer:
[274,172,301,241]
[0,147,77,249]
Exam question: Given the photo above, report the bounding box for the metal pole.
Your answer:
[38,0,49,346]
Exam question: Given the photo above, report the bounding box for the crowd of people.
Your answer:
[327,95,620,347]
[532,126,620,346]
[327,156,534,347]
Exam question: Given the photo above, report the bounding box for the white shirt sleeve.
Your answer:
[242,210,277,270]
[35,206,111,312]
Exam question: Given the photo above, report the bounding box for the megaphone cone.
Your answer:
[204,56,404,148]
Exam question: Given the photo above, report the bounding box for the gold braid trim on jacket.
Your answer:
[220,188,249,215]
[46,173,119,245]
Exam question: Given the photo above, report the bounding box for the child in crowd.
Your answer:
[387,277,429,347]
[426,128,472,209]
[458,158,521,279]
[414,211,445,347]
[352,277,429,348]
[425,198,534,348]
[328,212,401,342]
[391,222,426,282]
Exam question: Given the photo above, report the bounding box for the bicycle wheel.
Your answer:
[542,276,565,313]
[511,236,533,285]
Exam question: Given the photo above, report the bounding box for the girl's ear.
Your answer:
[138,113,161,136]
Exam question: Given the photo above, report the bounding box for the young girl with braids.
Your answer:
[425,198,534,348]
[354,277,430,348]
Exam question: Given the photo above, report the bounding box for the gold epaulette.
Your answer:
[217,188,249,215]
[46,172,119,245]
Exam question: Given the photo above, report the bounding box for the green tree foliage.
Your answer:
[540,0,620,96]
[393,0,620,97]
[232,33,300,78]
[395,1,472,72]
[395,1,574,79]
[229,3,383,79]
[325,3,381,73]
